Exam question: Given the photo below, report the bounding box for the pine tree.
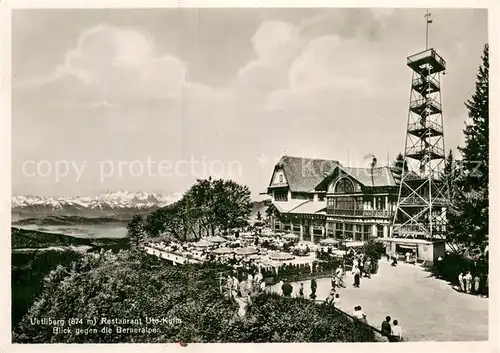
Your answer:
[442,149,458,200]
[447,44,489,262]
[391,152,408,184]
[459,43,489,189]
[127,214,145,248]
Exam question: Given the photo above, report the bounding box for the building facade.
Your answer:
[267,156,399,243]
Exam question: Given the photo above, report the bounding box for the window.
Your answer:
[275,190,288,201]
[335,178,355,194]
[291,192,308,200]
[364,225,371,240]
[318,194,325,202]
[335,196,355,210]
[279,174,283,183]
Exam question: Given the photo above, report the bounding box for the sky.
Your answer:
[11,8,488,198]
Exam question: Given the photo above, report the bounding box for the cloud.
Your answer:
[22,24,211,105]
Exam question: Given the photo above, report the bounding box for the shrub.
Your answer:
[230,293,376,342]
[14,250,377,343]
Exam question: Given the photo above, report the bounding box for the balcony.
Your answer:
[407,49,446,75]
[408,120,443,138]
[412,75,440,95]
[327,209,392,218]
[410,97,442,116]
[406,144,445,160]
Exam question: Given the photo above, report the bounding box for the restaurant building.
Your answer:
[266,156,399,243]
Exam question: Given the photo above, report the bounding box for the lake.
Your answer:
[15,224,128,239]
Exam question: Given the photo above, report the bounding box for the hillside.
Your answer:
[11,227,128,250]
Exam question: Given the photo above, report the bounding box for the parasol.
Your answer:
[211,247,233,255]
[320,238,339,246]
[269,252,295,261]
[234,247,259,256]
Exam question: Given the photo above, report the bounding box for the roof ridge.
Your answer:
[282,155,339,162]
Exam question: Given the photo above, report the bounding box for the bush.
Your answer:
[229,293,376,342]
[14,250,376,343]
[12,249,83,328]
[431,252,488,294]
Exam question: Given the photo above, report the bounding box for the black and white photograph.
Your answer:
[2,2,495,346]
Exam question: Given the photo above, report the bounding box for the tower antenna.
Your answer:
[425,9,433,50]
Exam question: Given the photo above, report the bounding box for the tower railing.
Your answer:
[405,144,445,158]
[408,120,444,134]
[410,97,442,115]
[407,48,446,71]
[412,75,440,91]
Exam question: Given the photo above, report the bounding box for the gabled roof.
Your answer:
[270,156,340,192]
[272,200,309,213]
[288,201,326,215]
[270,200,326,216]
[339,166,397,187]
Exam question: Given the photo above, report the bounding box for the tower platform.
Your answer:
[407,48,446,75]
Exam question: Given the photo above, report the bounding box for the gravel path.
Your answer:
[271,259,488,341]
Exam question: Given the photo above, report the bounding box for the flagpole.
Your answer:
[425,9,432,50]
[425,8,429,49]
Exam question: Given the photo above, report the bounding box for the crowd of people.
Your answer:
[380,316,404,342]
[457,270,482,294]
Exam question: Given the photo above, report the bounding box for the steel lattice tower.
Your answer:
[392,11,448,240]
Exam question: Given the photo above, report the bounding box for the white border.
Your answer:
[0,1,498,353]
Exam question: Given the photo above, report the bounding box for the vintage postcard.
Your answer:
[1,0,497,351]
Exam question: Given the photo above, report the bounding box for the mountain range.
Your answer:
[12,191,181,221]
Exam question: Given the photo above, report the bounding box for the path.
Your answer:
[271,260,488,341]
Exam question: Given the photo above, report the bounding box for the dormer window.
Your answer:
[335,178,355,194]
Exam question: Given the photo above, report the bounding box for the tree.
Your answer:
[459,43,489,190]
[13,251,239,343]
[446,44,489,263]
[14,251,376,343]
[442,149,459,201]
[141,178,253,240]
[127,214,145,247]
[391,152,408,184]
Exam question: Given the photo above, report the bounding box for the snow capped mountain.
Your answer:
[11,191,181,219]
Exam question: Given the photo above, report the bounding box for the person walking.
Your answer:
[465,271,473,293]
[332,293,341,308]
[390,320,403,342]
[391,255,398,267]
[281,279,293,298]
[298,282,305,298]
[310,277,317,299]
[458,272,465,292]
[352,266,361,288]
[474,274,480,294]
[336,265,345,287]
[331,274,337,292]
[381,316,392,341]
[364,258,372,278]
